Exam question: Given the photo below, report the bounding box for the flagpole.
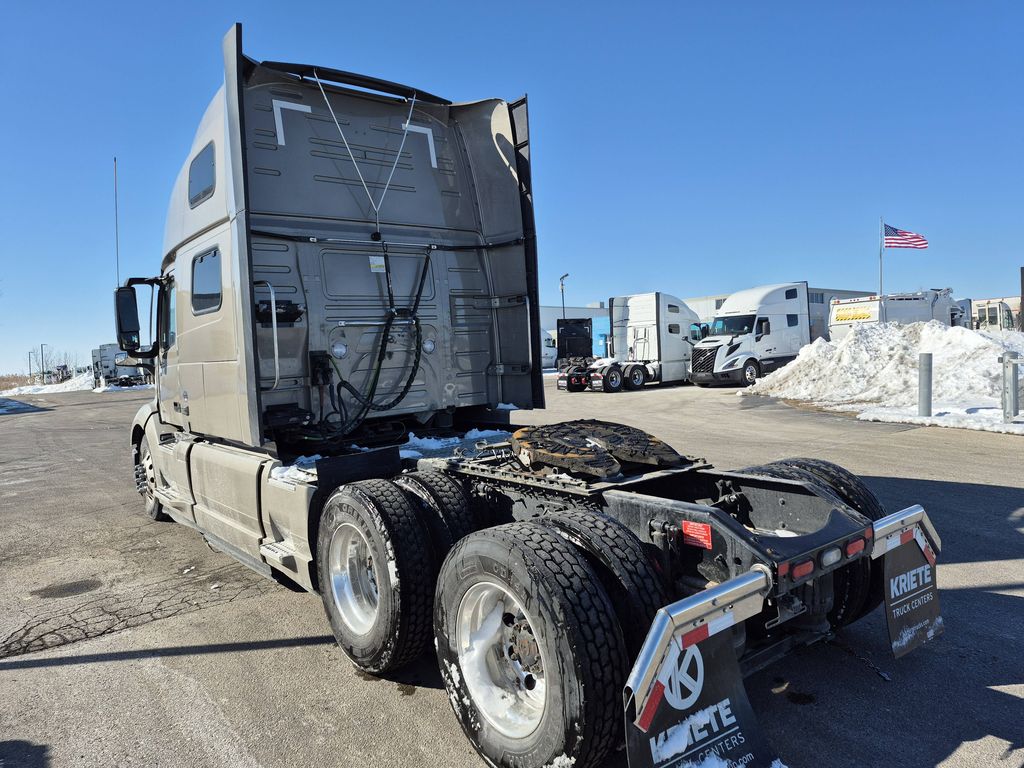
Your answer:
[878,216,884,296]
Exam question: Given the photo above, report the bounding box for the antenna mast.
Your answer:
[114,156,120,286]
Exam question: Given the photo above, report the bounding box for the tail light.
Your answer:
[846,538,866,557]
[791,560,814,580]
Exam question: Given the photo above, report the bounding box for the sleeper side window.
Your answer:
[667,323,680,334]
[192,249,222,314]
[188,142,216,208]
[785,288,798,300]
[787,314,799,327]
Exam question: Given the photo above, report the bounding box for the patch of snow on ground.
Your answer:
[1,371,94,395]
[93,383,153,393]
[744,321,1024,435]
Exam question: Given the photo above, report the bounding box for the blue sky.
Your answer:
[1,1,1021,373]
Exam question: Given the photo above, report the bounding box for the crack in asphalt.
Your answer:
[0,562,273,658]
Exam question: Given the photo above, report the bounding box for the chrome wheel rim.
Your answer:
[630,368,644,386]
[141,446,156,499]
[328,522,379,636]
[609,370,621,387]
[744,364,757,383]
[456,581,547,739]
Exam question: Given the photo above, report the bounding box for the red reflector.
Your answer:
[792,560,814,580]
[846,538,865,557]
[777,561,790,578]
[864,527,873,540]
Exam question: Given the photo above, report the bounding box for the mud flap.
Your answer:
[871,505,944,658]
[623,569,780,768]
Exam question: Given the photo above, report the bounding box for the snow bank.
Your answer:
[93,383,154,393]
[1,371,94,395]
[745,322,1024,435]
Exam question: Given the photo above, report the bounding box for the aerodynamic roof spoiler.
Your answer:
[258,60,452,106]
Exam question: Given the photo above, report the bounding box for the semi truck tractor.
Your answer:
[114,25,943,768]
[557,292,704,392]
[829,288,973,341]
[690,282,815,386]
[92,343,146,388]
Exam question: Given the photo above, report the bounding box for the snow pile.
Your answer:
[93,382,154,393]
[400,428,508,459]
[0,371,94,395]
[745,321,1024,434]
[269,454,321,483]
[269,429,510,483]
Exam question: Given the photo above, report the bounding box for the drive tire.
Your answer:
[317,479,435,674]
[394,470,476,564]
[774,458,887,622]
[623,364,646,391]
[538,509,668,660]
[602,366,624,393]
[742,359,760,385]
[137,436,169,522]
[435,522,627,768]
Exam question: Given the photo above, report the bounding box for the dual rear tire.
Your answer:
[317,477,663,768]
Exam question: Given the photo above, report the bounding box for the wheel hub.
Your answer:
[457,582,547,739]
[328,523,379,636]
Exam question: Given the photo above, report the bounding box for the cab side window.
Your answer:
[188,142,215,208]
[192,249,222,314]
[160,279,177,350]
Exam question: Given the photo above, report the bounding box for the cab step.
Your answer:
[260,540,296,567]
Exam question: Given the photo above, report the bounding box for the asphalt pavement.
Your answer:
[0,382,1021,768]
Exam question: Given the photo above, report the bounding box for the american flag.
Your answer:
[883,224,928,249]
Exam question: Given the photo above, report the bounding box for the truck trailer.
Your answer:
[113,26,943,768]
[828,288,972,341]
[557,292,703,392]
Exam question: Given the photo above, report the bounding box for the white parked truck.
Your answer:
[690,282,815,386]
[91,343,146,388]
[113,26,943,768]
[557,292,703,392]
[828,288,971,341]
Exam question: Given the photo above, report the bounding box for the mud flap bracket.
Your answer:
[623,567,780,767]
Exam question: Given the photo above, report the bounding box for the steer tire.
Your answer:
[538,509,668,660]
[435,522,627,768]
[317,479,435,674]
[623,364,646,391]
[774,458,887,622]
[394,470,476,563]
[742,359,760,386]
[137,436,169,522]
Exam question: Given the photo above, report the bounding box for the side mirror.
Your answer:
[114,282,159,358]
[755,319,770,340]
[701,323,709,339]
[114,352,128,365]
[115,287,142,352]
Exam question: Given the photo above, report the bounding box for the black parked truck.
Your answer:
[114,24,943,768]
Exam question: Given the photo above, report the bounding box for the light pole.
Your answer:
[27,350,34,379]
[559,273,569,320]
[40,343,47,383]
